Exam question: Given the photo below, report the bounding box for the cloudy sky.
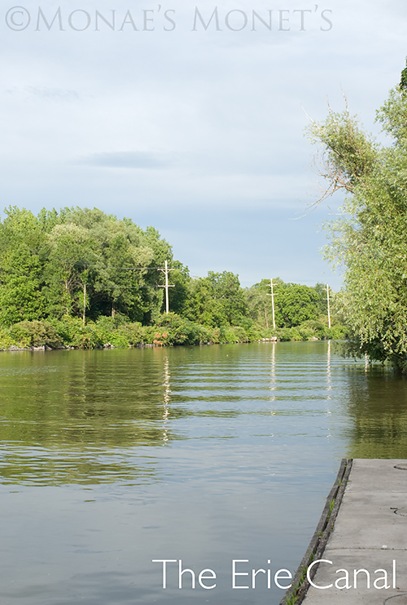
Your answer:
[1,0,405,289]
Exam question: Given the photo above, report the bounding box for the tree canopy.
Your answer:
[0,206,341,348]
[0,207,170,325]
[309,64,407,371]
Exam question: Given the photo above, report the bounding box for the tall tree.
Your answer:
[245,279,274,328]
[186,271,248,327]
[92,218,155,320]
[0,208,46,325]
[309,64,407,370]
[45,222,97,320]
[274,282,321,328]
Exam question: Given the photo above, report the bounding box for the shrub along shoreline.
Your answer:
[0,313,347,351]
[0,208,347,351]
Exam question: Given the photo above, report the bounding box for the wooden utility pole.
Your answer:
[159,260,174,313]
[82,282,87,326]
[326,283,331,329]
[270,278,276,331]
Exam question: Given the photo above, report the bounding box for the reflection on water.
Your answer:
[326,339,332,398]
[269,341,276,403]
[162,354,170,445]
[0,343,406,605]
[344,366,407,458]
[0,350,183,485]
[0,344,406,484]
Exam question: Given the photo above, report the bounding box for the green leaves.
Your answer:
[0,207,176,326]
[0,205,344,346]
[400,58,407,92]
[186,271,248,328]
[245,279,328,329]
[310,64,407,371]
[308,109,377,201]
[0,208,46,325]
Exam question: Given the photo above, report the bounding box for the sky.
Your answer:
[0,0,405,290]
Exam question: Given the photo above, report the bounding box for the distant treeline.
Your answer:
[0,206,346,349]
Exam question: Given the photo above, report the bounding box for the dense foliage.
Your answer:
[309,66,407,372]
[0,206,343,349]
[0,206,171,325]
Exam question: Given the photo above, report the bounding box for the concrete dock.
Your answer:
[283,459,407,604]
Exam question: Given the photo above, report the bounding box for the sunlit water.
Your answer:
[0,342,406,604]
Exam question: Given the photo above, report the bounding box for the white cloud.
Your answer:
[0,0,405,283]
[79,151,174,169]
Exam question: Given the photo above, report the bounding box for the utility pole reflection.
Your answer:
[269,341,277,405]
[326,339,332,400]
[162,354,171,444]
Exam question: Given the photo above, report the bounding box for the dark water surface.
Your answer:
[0,342,406,604]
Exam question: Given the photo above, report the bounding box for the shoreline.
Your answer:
[0,336,325,353]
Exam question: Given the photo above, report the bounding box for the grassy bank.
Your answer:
[0,313,348,350]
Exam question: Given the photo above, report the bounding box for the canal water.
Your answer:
[0,342,406,604]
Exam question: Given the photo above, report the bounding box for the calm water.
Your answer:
[0,342,406,604]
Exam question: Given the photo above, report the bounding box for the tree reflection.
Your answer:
[0,349,186,485]
[344,368,407,458]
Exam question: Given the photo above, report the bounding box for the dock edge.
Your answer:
[279,458,353,605]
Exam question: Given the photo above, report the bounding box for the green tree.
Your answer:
[167,261,191,316]
[0,207,181,328]
[186,275,225,327]
[186,271,248,327]
[275,282,321,328]
[44,222,97,321]
[138,226,173,323]
[54,208,163,322]
[400,59,407,92]
[0,208,46,325]
[208,271,248,325]
[92,218,155,321]
[245,279,273,328]
[309,64,407,371]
